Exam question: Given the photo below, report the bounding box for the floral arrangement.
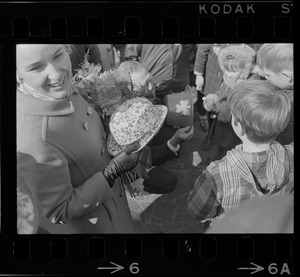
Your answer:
[70,50,156,121]
[70,50,133,120]
[202,94,219,112]
[70,50,157,197]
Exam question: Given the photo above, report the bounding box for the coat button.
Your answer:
[101,148,105,156]
[87,106,93,115]
[84,122,88,130]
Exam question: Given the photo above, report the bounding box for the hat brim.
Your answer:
[107,105,168,156]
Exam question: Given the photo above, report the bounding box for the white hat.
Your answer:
[107,97,167,156]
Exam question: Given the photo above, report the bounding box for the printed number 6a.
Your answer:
[268,263,291,275]
[130,262,140,274]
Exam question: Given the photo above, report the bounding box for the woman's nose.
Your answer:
[47,63,61,79]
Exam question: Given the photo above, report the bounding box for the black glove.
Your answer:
[102,142,140,187]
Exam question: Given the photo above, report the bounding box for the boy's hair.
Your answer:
[256,43,293,73]
[223,56,245,72]
[228,80,291,144]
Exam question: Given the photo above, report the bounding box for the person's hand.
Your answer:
[214,102,222,113]
[170,125,194,147]
[195,74,204,91]
[102,142,141,187]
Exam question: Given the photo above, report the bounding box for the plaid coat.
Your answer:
[187,141,294,226]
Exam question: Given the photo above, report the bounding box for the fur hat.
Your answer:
[218,44,256,79]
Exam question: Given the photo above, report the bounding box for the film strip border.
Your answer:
[0,0,294,276]
[1,235,294,275]
[0,1,293,41]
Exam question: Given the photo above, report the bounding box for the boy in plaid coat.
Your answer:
[187,80,294,228]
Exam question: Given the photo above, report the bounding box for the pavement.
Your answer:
[127,102,224,234]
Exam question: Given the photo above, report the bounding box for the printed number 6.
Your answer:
[129,262,140,274]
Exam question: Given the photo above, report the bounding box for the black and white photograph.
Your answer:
[0,1,294,276]
[15,43,294,235]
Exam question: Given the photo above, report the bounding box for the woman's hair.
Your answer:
[63,44,76,56]
[257,43,293,73]
[228,80,291,144]
[223,56,246,72]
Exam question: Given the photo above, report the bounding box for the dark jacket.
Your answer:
[17,90,135,233]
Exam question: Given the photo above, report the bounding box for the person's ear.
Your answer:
[282,70,293,84]
[235,120,244,136]
[240,126,245,137]
[16,75,23,84]
[16,70,24,84]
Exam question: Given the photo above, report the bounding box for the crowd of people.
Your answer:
[15,43,293,234]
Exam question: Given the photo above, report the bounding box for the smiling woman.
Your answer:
[16,44,141,234]
[16,44,72,100]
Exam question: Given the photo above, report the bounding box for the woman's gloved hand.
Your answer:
[102,142,141,187]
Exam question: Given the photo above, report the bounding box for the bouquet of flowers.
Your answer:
[202,94,219,112]
[71,51,133,120]
[70,50,156,197]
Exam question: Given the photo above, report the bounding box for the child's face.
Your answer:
[130,67,155,92]
[224,70,241,79]
[17,44,72,99]
[262,68,292,89]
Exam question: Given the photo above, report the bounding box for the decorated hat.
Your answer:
[107,97,167,156]
[165,85,194,127]
[218,44,256,79]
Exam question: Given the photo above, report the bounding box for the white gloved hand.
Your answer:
[195,74,204,91]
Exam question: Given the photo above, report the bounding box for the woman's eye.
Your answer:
[29,64,43,71]
[54,53,63,59]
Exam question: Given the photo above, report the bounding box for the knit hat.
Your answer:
[218,44,256,79]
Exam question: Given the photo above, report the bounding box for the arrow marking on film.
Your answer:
[98,261,124,274]
[238,262,264,274]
